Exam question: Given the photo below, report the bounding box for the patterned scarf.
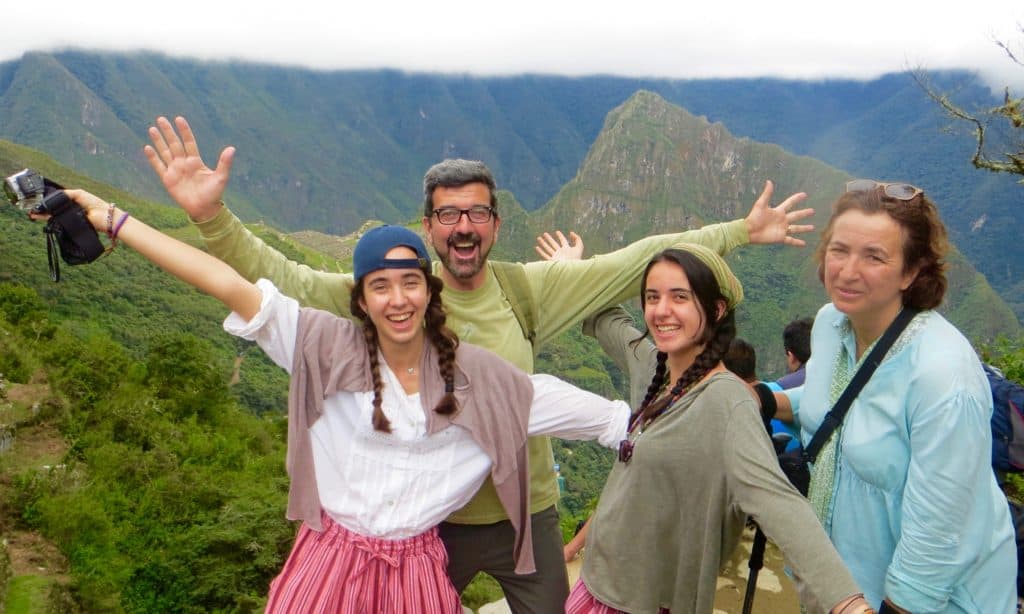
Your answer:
[807,338,876,533]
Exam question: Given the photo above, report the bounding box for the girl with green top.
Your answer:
[564,244,873,614]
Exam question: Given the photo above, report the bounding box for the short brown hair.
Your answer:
[814,185,949,310]
[422,159,498,217]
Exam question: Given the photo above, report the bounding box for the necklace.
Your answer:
[406,367,415,374]
[617,381,696,464]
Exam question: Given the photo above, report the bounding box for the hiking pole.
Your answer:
[743,526,768,614]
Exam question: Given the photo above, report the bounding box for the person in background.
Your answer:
[722,337,802,453]
[776,180,1016,613]
[776,317,813,389]
[47,191,634,613]
[141,115,815,612]
[723,337,770,387]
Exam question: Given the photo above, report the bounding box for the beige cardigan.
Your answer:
[286,308,537,574]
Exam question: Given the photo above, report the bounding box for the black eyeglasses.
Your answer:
[432,205,494,225]
[846,179,923,201]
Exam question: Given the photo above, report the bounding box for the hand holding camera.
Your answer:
[4,169,109,281]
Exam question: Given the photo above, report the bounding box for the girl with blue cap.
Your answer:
[55,189,630,613]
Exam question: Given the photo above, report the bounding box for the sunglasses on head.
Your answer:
[846,179,923,201]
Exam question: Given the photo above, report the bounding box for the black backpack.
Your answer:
[985,364,1024,473]
[983,364,1024,600]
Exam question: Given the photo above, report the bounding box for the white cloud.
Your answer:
[3,0,1022,89]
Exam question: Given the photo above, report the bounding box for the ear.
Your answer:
[714,300,727,322]
[358,293,368,315]
[492,213,502,241]
[422,216,433,238]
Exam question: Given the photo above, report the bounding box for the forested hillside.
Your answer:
[1,52,1022,317]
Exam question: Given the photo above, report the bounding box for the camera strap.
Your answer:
[802,306,920,463]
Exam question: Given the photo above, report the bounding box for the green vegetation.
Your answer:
[5,575,51,614]
[0,79,1020,611]
[0,283,293,612]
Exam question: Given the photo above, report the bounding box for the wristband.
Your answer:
[111,212,130,239]
[753,382,778,424]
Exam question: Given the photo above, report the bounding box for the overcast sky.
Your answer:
[5,1,1023,89]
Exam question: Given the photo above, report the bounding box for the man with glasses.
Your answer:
[144,115,813,612]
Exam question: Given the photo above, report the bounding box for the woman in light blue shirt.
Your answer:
[781,180,1015,613]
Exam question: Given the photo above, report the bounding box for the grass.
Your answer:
[4,575,52,614]
[460,572,504,611]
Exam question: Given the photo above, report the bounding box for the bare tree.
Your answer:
[915,25,1023,182]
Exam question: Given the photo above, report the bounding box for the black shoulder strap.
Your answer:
[802,307,919,463]
[753,382,777,432]
[490,261,537,351]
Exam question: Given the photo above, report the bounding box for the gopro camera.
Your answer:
[3,168,49,212]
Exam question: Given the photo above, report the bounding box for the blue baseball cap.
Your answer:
[352,225,431,281]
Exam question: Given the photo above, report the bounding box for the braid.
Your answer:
[362,323,392,433]
[637,351,669,420]
[350,283,392,433]
[424,273,460,415]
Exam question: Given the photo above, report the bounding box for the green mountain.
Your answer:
[1,52,1021,323]
[520,91,1020,375]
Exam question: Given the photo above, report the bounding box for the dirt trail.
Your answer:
[1,381,71,607]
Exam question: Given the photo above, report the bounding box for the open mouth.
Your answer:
[449,234,480,260]
[385,312,417,330]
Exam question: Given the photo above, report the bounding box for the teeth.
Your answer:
[656,325,680,332]
[388,313,412,322]
[455,242,475,248]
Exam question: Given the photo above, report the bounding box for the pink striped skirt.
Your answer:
[566,578,670,614]
[265,513,461,614]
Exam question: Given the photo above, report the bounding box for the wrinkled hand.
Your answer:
[143,116,234,222]
[534,230,584,261]
[745,180,814,246]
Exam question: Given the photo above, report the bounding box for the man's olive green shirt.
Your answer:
[194,208,748,523]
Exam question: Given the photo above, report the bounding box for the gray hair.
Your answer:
[422,159,498,217]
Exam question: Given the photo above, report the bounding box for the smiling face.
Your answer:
[643,260,713,375]
[823,209,919,343]
[356,246,431,352]
[422,182,501,291]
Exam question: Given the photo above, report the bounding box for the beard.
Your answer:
[436,230,491,280]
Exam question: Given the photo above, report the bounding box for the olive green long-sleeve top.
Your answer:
[581,309,860,613]
[194,207,748,524]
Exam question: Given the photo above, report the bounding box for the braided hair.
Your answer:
[350,265,460,432]
[633,249,737,425]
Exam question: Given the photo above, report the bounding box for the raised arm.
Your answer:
[527,181,813,345]
[142,116,352,315]
[744,180,813,246]
[144,116,233,223]
[61,189,261,320]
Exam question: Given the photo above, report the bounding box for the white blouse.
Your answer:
[225,280,629,538]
